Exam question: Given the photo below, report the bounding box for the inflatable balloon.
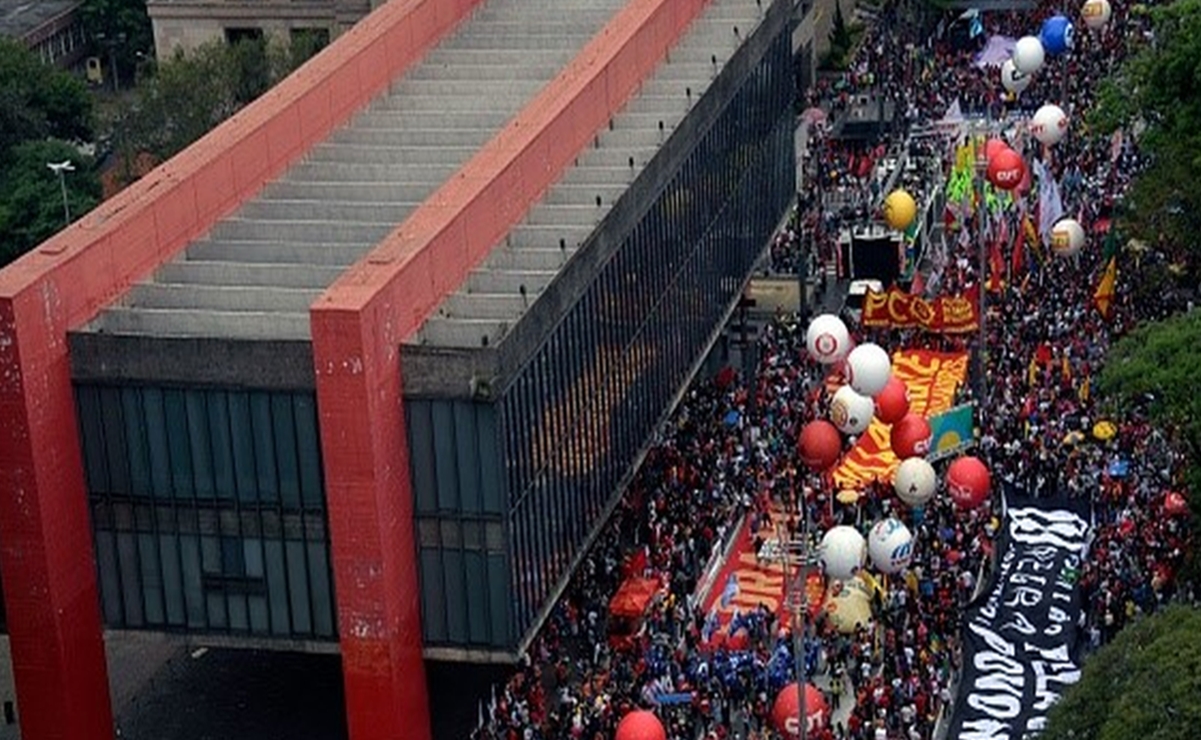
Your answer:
[890,413,932,459]
[820,525,866,581]
[846,343,892,397]
[1013,36,1046,74]
[806,313,851,365]
[984,138,1009,163]
[823,576,874,634]
[946,456,991,510]
[772,683,829,738]
[874,376,910,425]
[883,189,917,231]
[1081,0,1112,29]
[1031,104,1069,145]
[615,710,667,740]
[868,518,914,574]
[987,147,1025,191]
[1040,14,1075,55]
[830,385,875,436]
[798,420,843,472]
[894,457,937,507]
[1050,218,1086,257]
[1000,59,1032,94]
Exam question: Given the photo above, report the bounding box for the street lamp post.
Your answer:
[47,160,75,226]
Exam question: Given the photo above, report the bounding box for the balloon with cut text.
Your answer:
[830,385,875,436]
[1031,104,1069,145]
[890,413,933,459]
[806,313,851,365]
[883,189,917,231]
[1001,59,1032,94]
[1040,14,1075,55]
[614,710,666,740]
[798,420,843,472]
[1051,218,1086,257]
[946,456,992,510]
[772,683,830,739]
[987,147,1026,191]
[874,376,910,425]
[846,342,893,397]
[868,518,914,574]
[1081,0,1112,29]
[894,457,937,507]
[820,525,867,581]
[984,138,1009,163]
[1013,36,1046,74]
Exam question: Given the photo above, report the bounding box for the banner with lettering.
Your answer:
[947,492,1091,740]
[831,350,968,488]
[861,286,980,333]
[928,403,976,461]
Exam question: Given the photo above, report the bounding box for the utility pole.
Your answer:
[47,160,75,226]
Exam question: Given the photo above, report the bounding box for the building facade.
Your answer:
[146,0,376,56]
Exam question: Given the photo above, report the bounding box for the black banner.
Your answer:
[947,492,1091,740]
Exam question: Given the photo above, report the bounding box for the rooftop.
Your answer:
[0,0,78,40]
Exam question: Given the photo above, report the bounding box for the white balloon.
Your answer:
[830,385,875,436]
[1013,36,1046,75]
[1081,0,1111,29]
[1030,104,1069,145]
[821,525,867,581]
[893,457,937,507]
[846,343,892,397]
[1001,59,1031,94]
[1051,218,1086,257]
[806,313,851,365]
[868,519,915,574]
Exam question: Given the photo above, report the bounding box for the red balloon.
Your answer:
[984,138,1009,163]
[946,456,991,510]
[987,148,1026,191]
[1164,491,1189,517]
[874,376,911,425]
[772,683,829,738]
[615,710,666,740]
[798,420,843,472]
[890,414,932,459]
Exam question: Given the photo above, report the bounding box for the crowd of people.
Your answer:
[471,0,1195,738]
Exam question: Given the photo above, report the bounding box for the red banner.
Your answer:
[861,286,980,333]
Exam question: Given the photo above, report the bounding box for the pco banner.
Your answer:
[947,492,1091,740]
[861,286,980,333]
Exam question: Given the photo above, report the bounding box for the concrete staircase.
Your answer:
[84,0,629,341]
[412,0,769,348]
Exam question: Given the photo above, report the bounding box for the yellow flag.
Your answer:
[1079,375,1091,403]
[1093,257,1117,320]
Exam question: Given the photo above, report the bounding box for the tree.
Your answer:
[77,0,154,87]
[0,39,93,161]
[1090,0,1201,269]
[1040,605,1201,740]
[0,140,101,266]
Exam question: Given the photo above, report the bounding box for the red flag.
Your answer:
[1010,215,1026,277]
[910,269,926,297]
[987,235,1005,294]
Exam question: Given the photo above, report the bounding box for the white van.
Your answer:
[845,279,884,323]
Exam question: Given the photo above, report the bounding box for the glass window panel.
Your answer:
[293,394,324,509]
[227,592,249,633]
[179,534,206,628]
[263,539,291,636]
[307,541,335,638]
[431,402,459,511]
[420,549,446,642]
[184,391,215,499]
[122,388,152,497]
[206,393,236,500]
[249,393,278,503]
[162,390,194,499]
[407,401,438,515]
[76,386,109,493]
[477,405,502,515]
[159,533,185,627]
[227,392,259,503]
[285,540,312,635]
[206,592,227,630]
[442,549,467,643]
[248,595,270,635]
[100,387,131,495]
[464,551,488,644]
[117,532,144,627]
[487,553,511,647]
[271,394,302,509]
[454,402,481,514]
[137,533,165,625]
[94,529,124,626]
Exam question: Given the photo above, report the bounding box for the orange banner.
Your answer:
[832,350,969,488]
[861,287,980,333]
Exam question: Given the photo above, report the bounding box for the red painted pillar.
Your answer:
[0,293,113,740]
[310,304,431,740]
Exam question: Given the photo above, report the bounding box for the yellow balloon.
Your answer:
[883,190,917,231]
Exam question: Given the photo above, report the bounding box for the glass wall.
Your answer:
[406,399,513,649]
[76,384,336,641]
[499,27,795,638]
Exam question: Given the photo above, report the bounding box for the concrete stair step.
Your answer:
[350,110,510,131]
[155,260,344,288]
[237,199,418,223]
[487,247,578,271]
[127,282,322,313]
[91,307,311,340]
[523,204,607,228]
[306,144,481,166]
[506,224,593,250]
[187,240,361,266]
[466,268,558,294]
[325,127,493,147]
[438,292,530,320]
[209,219,394,244]
[406,62,563,81]
[413,317,508,348]
[286,161,459,183]
[260,180,438,203]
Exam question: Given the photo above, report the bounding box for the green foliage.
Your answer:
[0,140,101,266]
[821,4,865,72]
[1089,0,1201,259]
[112,34,324,178]
[1041,605,1201,740]
[0,39,94,161]
[78,0,154,86]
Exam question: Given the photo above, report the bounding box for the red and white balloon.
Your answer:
[1051,218,1086,257]
[830,385,875,436]
[946,456,992,510]
[806,314,851,365]
[874,376,910,425]
[1031,104,1069,146]
[772,683,830,739]
[614,710,666,740]
[987,147,1026,191]
[798,420,843,472]
[894,457,937,507]
[890,413,932,459]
